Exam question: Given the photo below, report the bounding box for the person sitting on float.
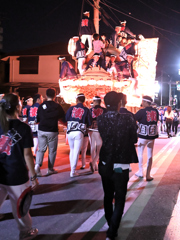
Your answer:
[85,53,102,71]
[59,57,77,80]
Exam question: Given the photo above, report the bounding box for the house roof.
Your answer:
[1,41,69,59]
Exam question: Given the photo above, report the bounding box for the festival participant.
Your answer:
[21,96,33,122]
[172,109,179,136]
[79,11,96,55]
[135,96,159,181]
[164,106,173,138]
[35,88,65,177]
[117,54,138,94]
[89,96,106,173]
[65,93,92,177]
[80,131,89,170]
[59,57,77,79]
[85,53,102,70]
[97,91,138,240]
[0,93,39,240]
[101,52,112,71]
[93,33,105,58]
[119,21,136,39]
[158,107,165,133]
[73,36,87,75]
[110,26,121,48]
[28,94,43,158]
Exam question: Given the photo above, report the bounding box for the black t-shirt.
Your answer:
[37,101,65,132]
[0,119,33,185]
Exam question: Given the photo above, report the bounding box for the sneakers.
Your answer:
[35,164,42,177]
[80,166,85,170]
[70,172,79,178]
[19,228,38,240]
[135,173,143,178]
[46,168,58,176]
[89,162,94,173]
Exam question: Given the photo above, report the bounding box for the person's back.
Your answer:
[37,100,65,132]
[97,91,138,240]
[98,111,137,164]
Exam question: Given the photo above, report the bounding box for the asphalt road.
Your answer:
[1,131,180,240]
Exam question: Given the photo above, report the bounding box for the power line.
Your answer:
[99,0,180,36]
[153,0,180,14]
[138,0,180,23]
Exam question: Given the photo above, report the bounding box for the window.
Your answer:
[19,56,39,74]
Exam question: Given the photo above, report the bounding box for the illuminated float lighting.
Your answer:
[60,38,158,107]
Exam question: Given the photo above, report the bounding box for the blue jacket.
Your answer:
[66,103,92,134]
[60,61,77,79]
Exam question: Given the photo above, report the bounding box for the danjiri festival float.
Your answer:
[58,0,158,112]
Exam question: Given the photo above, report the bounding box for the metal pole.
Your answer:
[94,0,100,34]
[169,80,172,106]
[160,70,163,105]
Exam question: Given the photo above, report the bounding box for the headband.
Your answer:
[142,98,152,103]
[76,94,85,98]
[93,97,101,101]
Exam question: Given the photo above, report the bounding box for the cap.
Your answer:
[59,57,66,61]
[142,95,153,103]
[104,91,120,108]
[93,53,100,57]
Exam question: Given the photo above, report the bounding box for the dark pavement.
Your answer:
[1,131,180,240]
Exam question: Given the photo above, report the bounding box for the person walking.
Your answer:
[97,91,138,240]
[172,108,179,136]
[0,93,39,240]
[135,96,159,181]
[164,106,173,138]
[89,96,106,173]
[28,94,43,158]
[65,93,92,177]
[35,88,65,177]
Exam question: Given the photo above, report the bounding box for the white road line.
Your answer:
[164,191,180,240]
[72,138,180,236]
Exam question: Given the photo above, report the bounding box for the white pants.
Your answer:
[68,131,84,174]
[89,131,102,168]
[137,138,155,176]
[33,137,38,155]
[78,58,86,75]
[81,136,89,167]
[81,34,93,54]
[0,181,32,232]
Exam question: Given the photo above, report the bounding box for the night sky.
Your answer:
[1,0,180,79]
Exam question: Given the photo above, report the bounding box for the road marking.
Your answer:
[164,191,180,240]
[69,138,180,239]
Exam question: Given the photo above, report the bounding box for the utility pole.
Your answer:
[93,0,100,34]
[160,70,163,105]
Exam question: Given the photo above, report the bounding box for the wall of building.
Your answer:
[9,55,60,83]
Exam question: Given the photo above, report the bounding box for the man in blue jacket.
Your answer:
[65,93,92,177]
[79,11,96,55]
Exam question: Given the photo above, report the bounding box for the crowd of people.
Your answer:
[1,87,170,240]
[158,105,179,138]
